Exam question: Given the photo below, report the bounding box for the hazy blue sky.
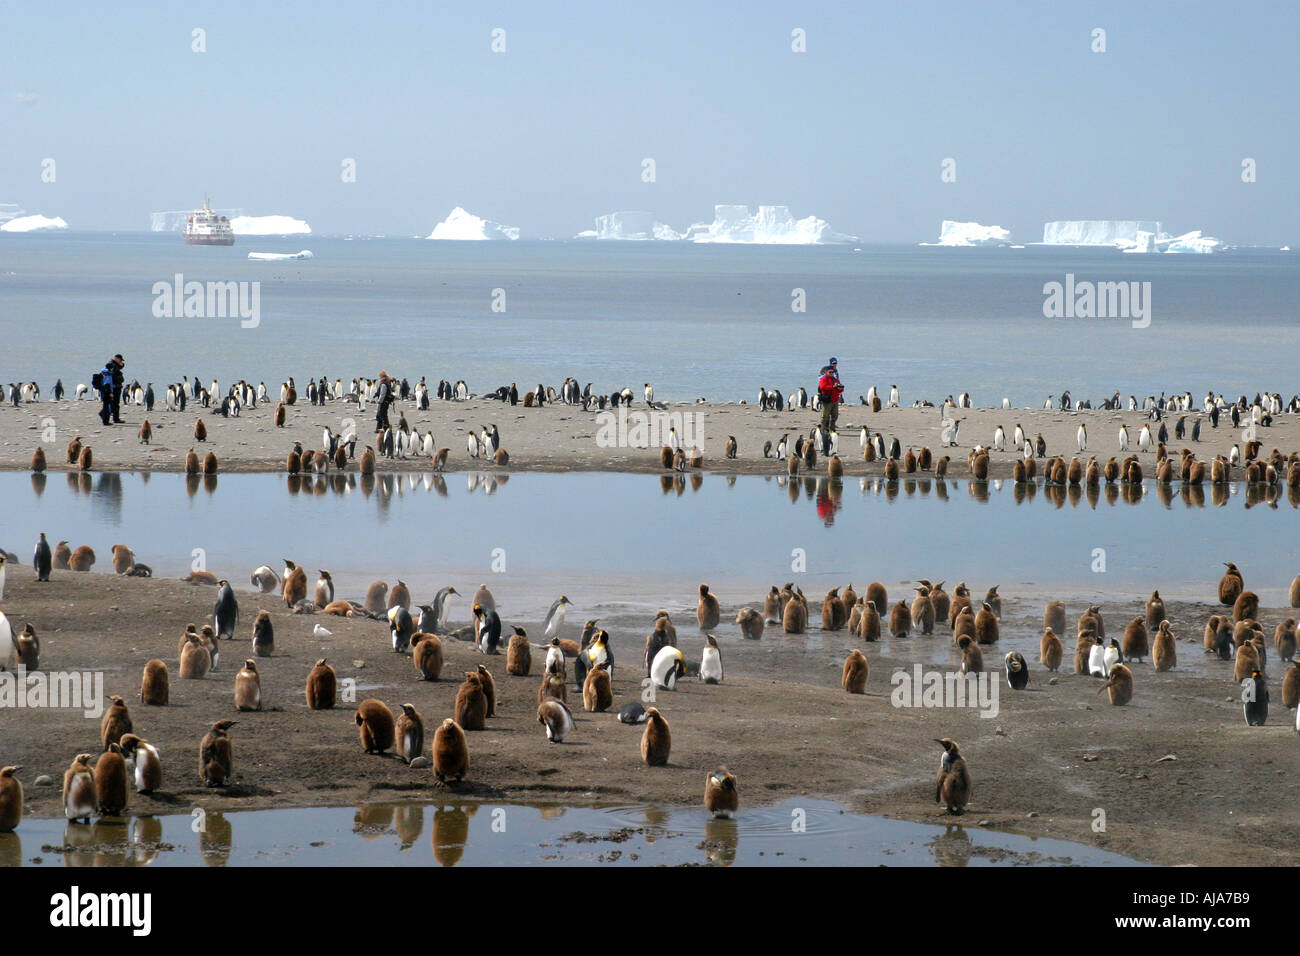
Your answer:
[2,1,1296,242]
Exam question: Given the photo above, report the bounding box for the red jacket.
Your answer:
[818,373,844,403]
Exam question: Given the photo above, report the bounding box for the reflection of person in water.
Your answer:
[816,479,841,526]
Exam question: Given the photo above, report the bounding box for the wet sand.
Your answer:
[3,562,1298,866]
[0,397,1294,479]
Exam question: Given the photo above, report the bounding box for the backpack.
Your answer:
[92,371,104,391]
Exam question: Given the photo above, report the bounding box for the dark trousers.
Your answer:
[376,403,391,432]
[111,387,123,422]
[100,392,113,424]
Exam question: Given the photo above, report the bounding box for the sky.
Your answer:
[1,0,1296,242]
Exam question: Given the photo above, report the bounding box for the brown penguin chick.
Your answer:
[118,734,162,794]
[911,586,935,635]
[77,445,93,471]
[100,695,132,751]
[947,583,971,629]
[704,767,739,818]
[494,448,510,466]
[286,445,302,473]
[202,451,218,474]
[355,699,396,754]
[433,718,469,783]
[506,627,531,675]
[538,663,567,705]
[62,754,96,822]
[903,448,917,473]
[1122,617,1149,662]
[842,649,869,693]
[1218,562,1244,606]
[321,600,354,616]
[1283,663,1300,710]
[30,446,46,472]
[957,635,983,673]
[926,582,949,622]
[358,445,376,475]
[644,625,670,676]
[821,588,846,630]
[934,738,970,814]
[1234,642,1261,682]
[193,418,208,442]
[69,545,95,572]
[734,607,765,640]
[1078,605,1106,642]
[651,611,677,645]
[305,658,337,709]
[199,720,235,786]
[94,744,129,815]
[387,580,411,611]
[1250,634,1269,675]
[1152,621,1177,672]
[1291,574,1300,609]
[1098,663,1134,706]
[974,603,999,644]
[1203,615,1224,651]
[431,447,449,472]
[0,766,23,832]
[889,599,912,638]
[476,664,497,717]
[934,455,950,477]
[273,401,286,427]
[1232,590,1260,624]
[782,591,808,634]
[364,581,389,615]
[847,599,863,634]
[396,703,425,765]
[952,606,976,643]
[65,435,82,464]
[884,458,900,480]
[333,445,347,470]
[1043,600,1067,635]
[785,454,800,476]
[858,601,881,642]
[139,659,169,705]
[1074,632,1098,675]
[411,634,444,681]
[1233,619,1261,649]
[455,673,487,731]
[251,609,274,657]
[918,446,933,470]
[234,659,262,711]
[1274,619,1297,662]
[583,661,613,712]
[185,569,218,585]
[659,446,674,469]
[839,583,858,618]
[828,454,844,477]
[282,563,307,607]
[696,583,721,630]
[864,582,887,617]
[8,623,38,670]
[200,626,220,671]
[763,586,782,622]
[111,544,134,574]
[1040,627,1063,672]
[983,586,1001,618]
[641,707,671,766]
[137,419,152,445]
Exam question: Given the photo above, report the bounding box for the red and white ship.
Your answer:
[184,196,235,245]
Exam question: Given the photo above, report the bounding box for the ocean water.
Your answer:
[1,233,1297,408]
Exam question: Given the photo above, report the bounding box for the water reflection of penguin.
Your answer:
[431,806,471,866]
[199,811,233,866]
[702,816,738,866]
[930,824,972,868]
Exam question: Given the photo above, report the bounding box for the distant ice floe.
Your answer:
[0,213,68,232]
[428,206,519,241]
[921,220,1012,247]
[1044,219,1221,254]
[576,204,855,244]
[248,250,313,260]
[231,215,311,236]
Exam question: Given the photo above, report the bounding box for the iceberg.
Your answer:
[1042,220,1163,246]
[428,206,519,241]
[1,213,68,232]
[248,250,313,260]
[581,210,681,241]
[921,220,1012,246]
[1161,230,1221,254]
[683,204,856,244]
[230,215,311,236]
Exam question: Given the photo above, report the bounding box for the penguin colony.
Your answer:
[4,545,1297,838]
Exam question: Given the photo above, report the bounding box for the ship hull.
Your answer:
[185,235,235,246]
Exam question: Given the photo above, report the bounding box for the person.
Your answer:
[374,371,394,432]
[818,357,844,434]
[96,355,124,426]
[110,354,126,423]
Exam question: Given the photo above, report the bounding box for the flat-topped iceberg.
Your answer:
[1,213,68,232]
[580,211,681,241]
[231,215,311,236]
[1162,230,1221,254]
[248,250,313,260]
[683,204,856,244]
[428,206,519,241]
[922,220,1012,246]
[1042,220,1163,246]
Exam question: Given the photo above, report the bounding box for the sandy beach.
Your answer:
[3,560,1298,866]
[0,395,1294,480]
